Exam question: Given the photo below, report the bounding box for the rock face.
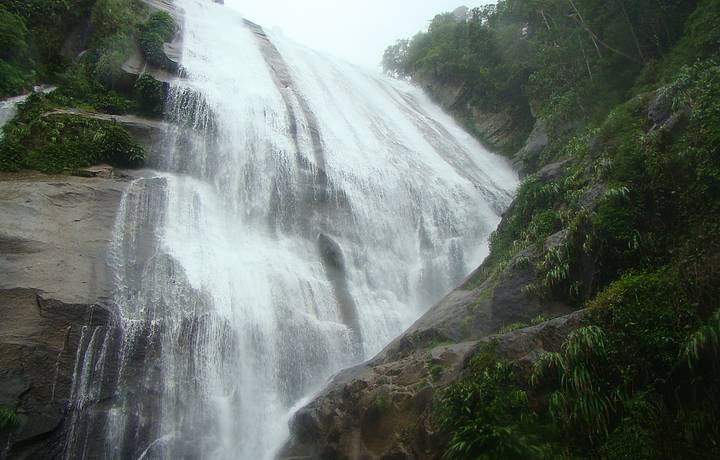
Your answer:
[514,121,549,176]
[281,222,574,459]
[279,312,584,460]
[0,173,129,458]
[412,75,530,156]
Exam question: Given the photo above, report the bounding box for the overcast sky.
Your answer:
[224,0,494,71]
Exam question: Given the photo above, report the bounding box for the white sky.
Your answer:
[224,0,493,71]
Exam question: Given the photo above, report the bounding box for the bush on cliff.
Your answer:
[0,406,19,431]
[134,73,166,117]
[0,93,144,173]
[440,341,557,460]
[138,11,176,70]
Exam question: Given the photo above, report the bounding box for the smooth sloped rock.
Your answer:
[514,121,549,175]
[0,173,130,458]
[0,173,129,304]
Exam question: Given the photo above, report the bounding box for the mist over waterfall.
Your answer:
[63,0,517,458]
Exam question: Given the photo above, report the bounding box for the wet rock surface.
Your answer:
[0,173,129,458]
[281,223,576,459]
[280,311,584,460]
[0,173,129,304]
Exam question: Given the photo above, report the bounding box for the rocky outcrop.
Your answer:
[0,173,130,458]
[281,220,575,459]
[390,234,571,353]
[0,290,115,460]
[0,173,129,304]
[280,311,584,459]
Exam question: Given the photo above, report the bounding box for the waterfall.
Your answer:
[63,0,518,458]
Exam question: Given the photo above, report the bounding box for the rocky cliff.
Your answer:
[279,198,577,459]
[0,173,130,458]
[0,0,182,455]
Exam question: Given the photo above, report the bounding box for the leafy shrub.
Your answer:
[439,342,556,460]
[138,11,176,69]
[0,7,32,96]
[20,114,144,172]
[0,406,19,431]
[532,326,615,442]
[0,93,144,173]
[2,0,95,73]
[52,67,135,114]
[0,59,32,96]
[0,7,29,62]
[89,0,142,40]
[85,0,146,89]
[134,74,166,117]
[590,270,696,382]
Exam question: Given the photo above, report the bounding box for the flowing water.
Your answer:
[63,0,518,458]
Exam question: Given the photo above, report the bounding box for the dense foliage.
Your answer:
[0,0,96,94]
[383,0,708,155]
[440,342,555,460]
[138,11,177,69]
[0,93,144,173]
[0,0,175,173]
[426,1,720,458]
[0,6,33,95]
[0,406,19,431]
[134,73,166,117]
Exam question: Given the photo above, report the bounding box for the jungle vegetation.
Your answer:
[384,1,720,458]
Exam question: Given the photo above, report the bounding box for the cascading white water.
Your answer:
[64,0,518,458]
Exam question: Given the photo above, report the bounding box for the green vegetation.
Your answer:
[384,0,702,154]
[134,73,166,117]
[398,0,720,457]
[0,0,176,99]
[0,6,33,95]
[1,0,96,90]
[138,11,177,69]
[0,406,19,431]
[0,0,176,173]
[439,341,555,460]
[1,93,144,173]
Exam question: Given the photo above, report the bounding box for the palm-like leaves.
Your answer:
[0,406,18,430]
[532,326,613,440]
[681,310,720,371]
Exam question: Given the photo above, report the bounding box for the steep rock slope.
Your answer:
[0,173,130,458]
